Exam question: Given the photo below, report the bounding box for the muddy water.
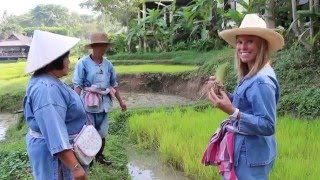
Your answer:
[127,146,189,180]
[0,113,16,141]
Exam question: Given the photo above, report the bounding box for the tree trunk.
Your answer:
[291,0,313,50]
[309,0,314,38]
[291,0,301,36]
[315,0,319,12]
[143,2,147,53]
[264,0,275,28]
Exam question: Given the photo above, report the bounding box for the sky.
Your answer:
[0,0,94,16]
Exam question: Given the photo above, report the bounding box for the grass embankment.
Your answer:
[128,107,320,180]
[109,47,234,65]
[0,111,130,179]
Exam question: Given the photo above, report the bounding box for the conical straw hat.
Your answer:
[25,30,79,73]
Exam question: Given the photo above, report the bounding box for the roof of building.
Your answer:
[0,33,32,47]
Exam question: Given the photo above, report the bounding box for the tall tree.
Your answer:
[30,4,70,27]
[80,0,141,26]
[264,0,275,28]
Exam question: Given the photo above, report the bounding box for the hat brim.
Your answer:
[85,42,114,49]
[219,27,284,53]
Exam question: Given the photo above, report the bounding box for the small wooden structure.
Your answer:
[0,33,32,61]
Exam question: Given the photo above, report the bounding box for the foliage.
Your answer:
[80,0,141,26]
[109,33,127,53]
[274,45,320,118]
[23,26,69,36]
[126,19,145,52]
[0,150,32,179]
[30,4,70,27]
[287,0,320,51]
[0,3,114,46]
[0,24,23,39]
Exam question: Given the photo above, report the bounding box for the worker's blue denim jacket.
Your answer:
[231,65,279,167]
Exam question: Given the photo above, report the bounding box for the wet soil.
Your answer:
[127,146,188,180]
[112,92,195,110]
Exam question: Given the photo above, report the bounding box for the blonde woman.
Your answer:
[207,14,284,179]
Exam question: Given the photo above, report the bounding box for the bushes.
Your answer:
[0,150,31,179]
[274,45,320,118]
[0,92,25,112]
[280,88,320,118]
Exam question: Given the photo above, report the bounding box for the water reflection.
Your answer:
[127,146,188,180]
[0,113,16,141]
[0,126,6,141]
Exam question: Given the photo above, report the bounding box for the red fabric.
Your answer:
[201,121,237,180]
[85,91,100,108]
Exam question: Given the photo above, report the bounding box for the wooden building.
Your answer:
[0,33,32,61]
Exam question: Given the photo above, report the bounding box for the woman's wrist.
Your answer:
[70,163,81,172]
[229,108,239,120]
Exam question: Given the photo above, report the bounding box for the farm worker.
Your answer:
[73,32,127,166]
[24,30,87,179]
[207,14,284,180]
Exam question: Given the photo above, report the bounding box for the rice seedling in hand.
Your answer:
[199,62,229,99]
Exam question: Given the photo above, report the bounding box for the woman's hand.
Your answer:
[120,101,127,112]
[199,76,217,99]
[208,88,235,115]
[208,76,216,82]
[72,166,87,180]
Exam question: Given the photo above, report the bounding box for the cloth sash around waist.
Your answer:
[29,129,78,140]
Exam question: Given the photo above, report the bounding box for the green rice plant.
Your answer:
[128,107,320,179]
[0,61,26,80]
[115,65,198,73]
[129,107,227,179]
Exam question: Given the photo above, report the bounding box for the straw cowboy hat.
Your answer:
[25,30,79,73]
[85,32,113,49]
[219,14,284,53]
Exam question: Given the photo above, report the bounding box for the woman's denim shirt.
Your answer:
[232,65,279,167]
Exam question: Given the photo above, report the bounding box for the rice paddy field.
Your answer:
[128,107,320,180]
[1,51,319,179]
[0,58,197,95]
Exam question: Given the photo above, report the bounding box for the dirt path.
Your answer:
[112,92,195,109]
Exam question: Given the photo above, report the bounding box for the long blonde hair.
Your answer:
[235,36,270,81]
